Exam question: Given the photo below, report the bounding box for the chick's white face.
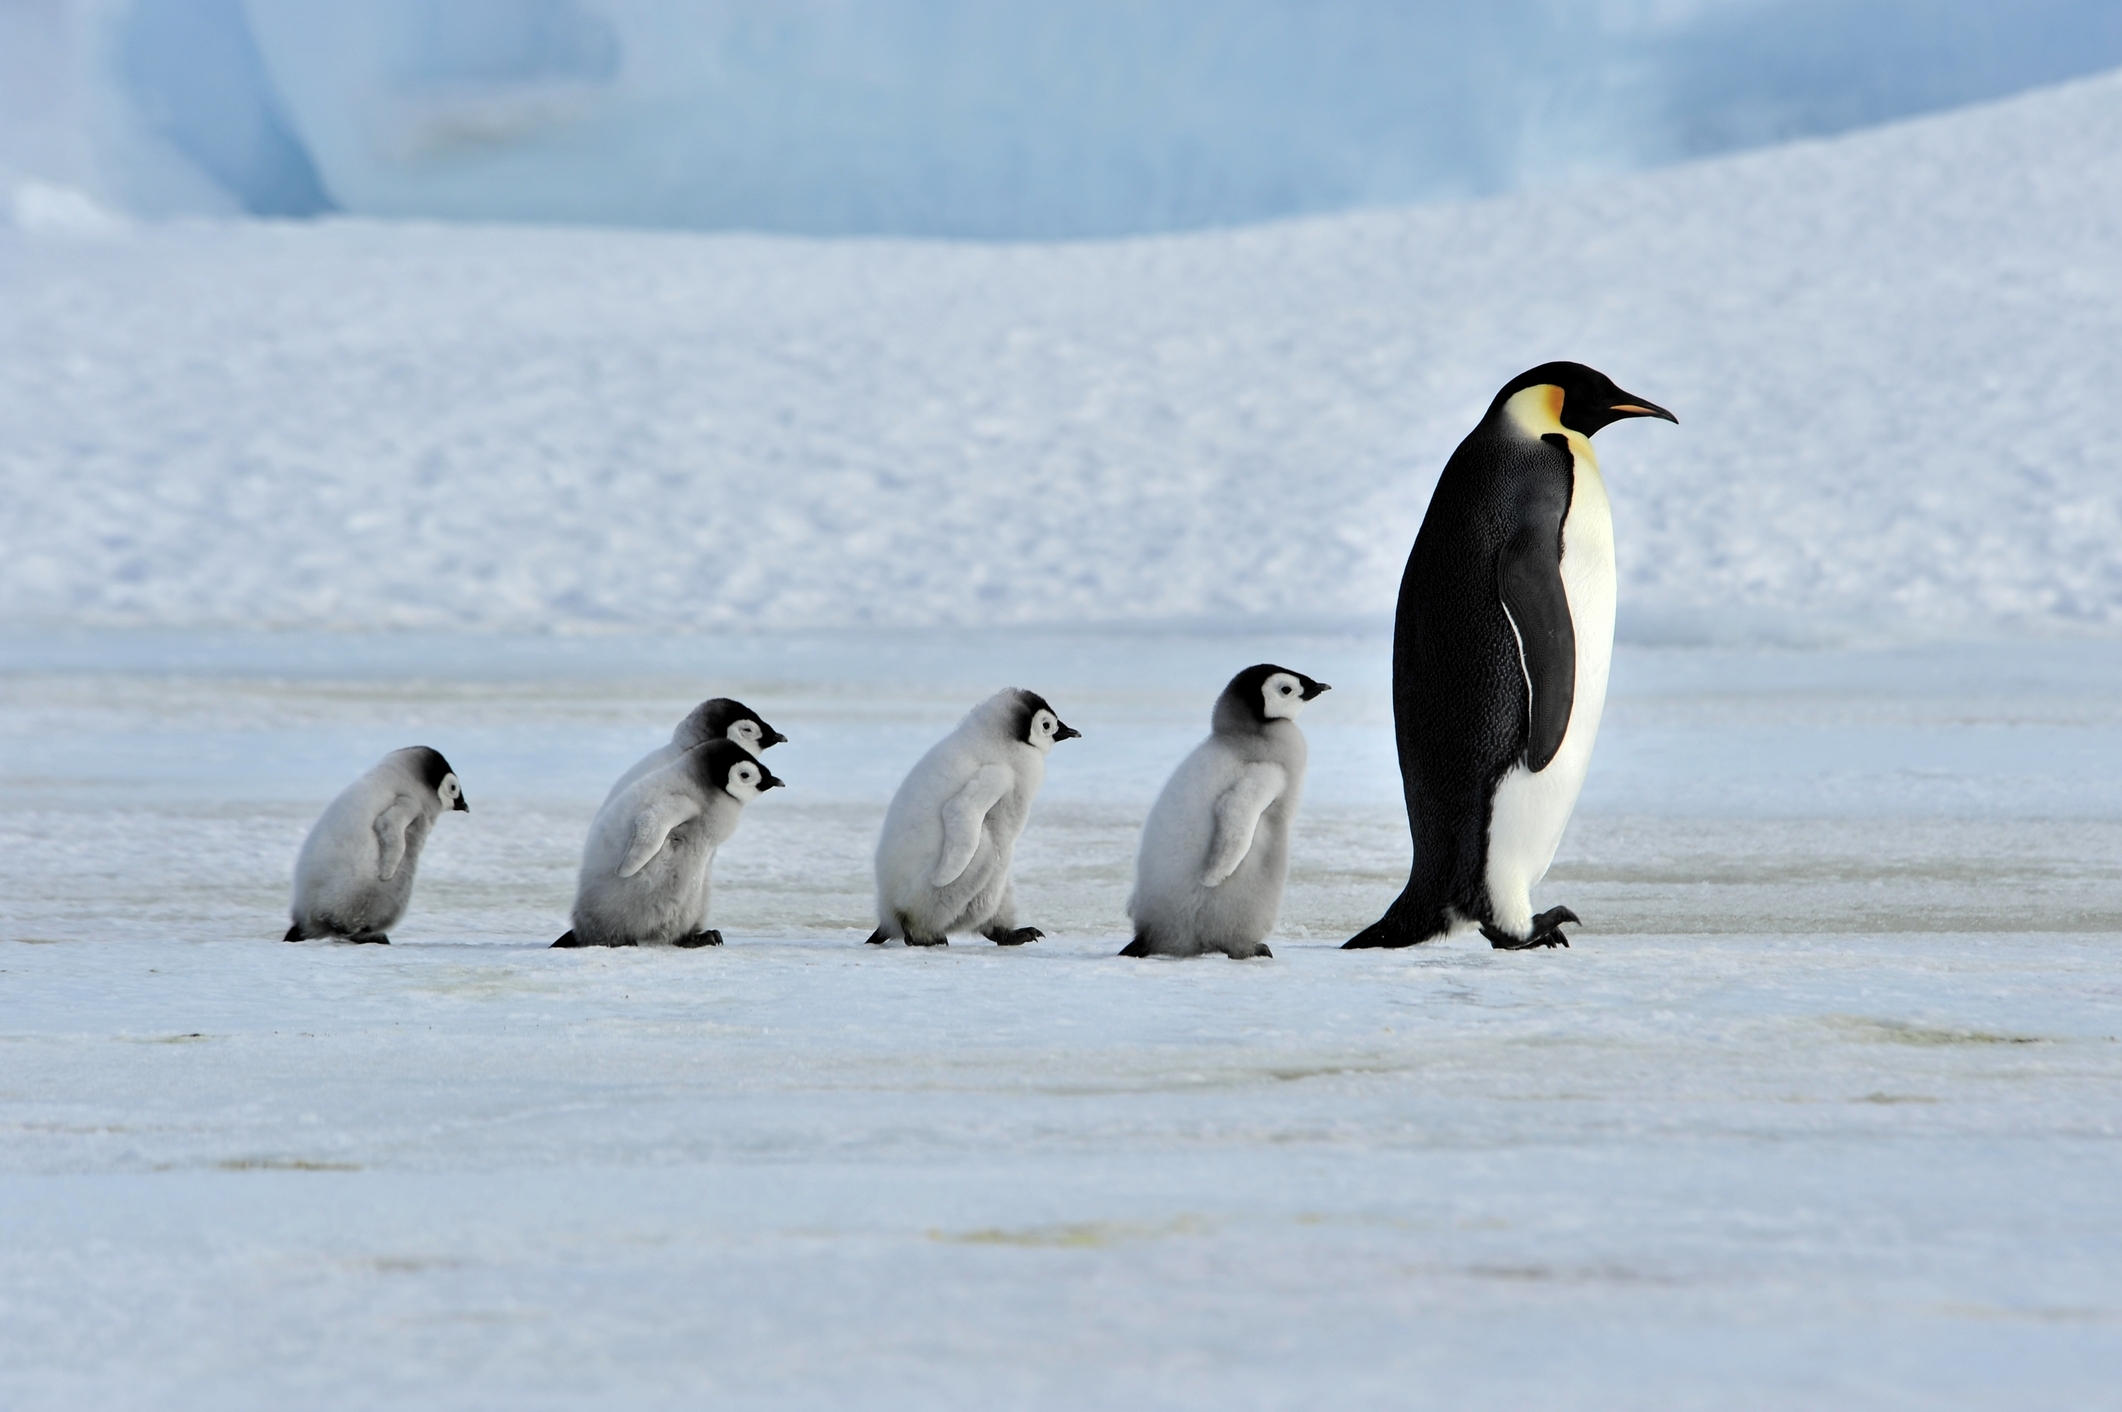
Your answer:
[728,719,763,752]
[725,759,766,803]
[1027,708,1062,754]
[1261,673,1310,721]
[437,773,462,807]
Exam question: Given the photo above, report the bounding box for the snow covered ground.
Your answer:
[6,39,2122,1410]
[3,627,2120,1408]
[7,65,2122,642]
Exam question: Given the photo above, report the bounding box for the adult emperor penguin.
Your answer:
[601,697,786,808]
[866,688,1080,947]
[1122,664,1329,959]
[285,746,469,943]
[1346,362,1675,951]
[554,738,783,948]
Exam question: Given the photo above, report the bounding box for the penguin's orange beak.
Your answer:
[1608,400,1677,424]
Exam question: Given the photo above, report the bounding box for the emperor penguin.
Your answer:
[554,738,783,948]
[601,697,786,808]
[1346,362,1675,952]
[866,688,1080,947]
[1122,664,1329,959]
[285,747,469,943]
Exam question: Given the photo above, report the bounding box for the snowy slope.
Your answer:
[2,67,2121,639]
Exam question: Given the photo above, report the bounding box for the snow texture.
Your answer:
[5,67,2122,641]
[3,627,2120,1408]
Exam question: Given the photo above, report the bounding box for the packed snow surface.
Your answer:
[3,627,2120,1408]
[6,67,2122,641]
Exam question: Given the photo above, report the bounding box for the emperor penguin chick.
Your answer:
[286,747,469,944]
[602,697,786,809]
[867,688,1080,947]
[556,738,782,948]
[1123,665,1329,959]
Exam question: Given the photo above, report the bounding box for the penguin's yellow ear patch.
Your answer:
[1503,383,1567,436]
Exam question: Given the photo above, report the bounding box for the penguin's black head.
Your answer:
[1216,664,1330,733]
[1491,361,1677,438]
[407,745,470,813]
[1009,689,1081,752]
[696,737,784,802]
[680,697,788,753]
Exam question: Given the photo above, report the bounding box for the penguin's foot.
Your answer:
[863,927,889,946]
[986,926,1043,947]
[346,932,390,945]
[674,929,724,948]
[903,934,949,948]
[1342,915,1437,949]
[1481,907,1579,951]
[1244,944,1272,960]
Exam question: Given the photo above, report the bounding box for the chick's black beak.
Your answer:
[1608,392,1678,424]
[1054,721,1083,741]
[763,727,788,747]
[454,795,471,813]
[761,772,785,791]
[1300,679,1331,701]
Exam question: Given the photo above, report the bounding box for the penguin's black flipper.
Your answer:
[1118,936,1154,957]
[551,930,582,948]
[1496,456,1578,773]
[1481,906,1579,950]
[863,927,889,945]
[282,924,304,943]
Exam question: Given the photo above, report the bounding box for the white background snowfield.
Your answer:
[3,54,2121,1412]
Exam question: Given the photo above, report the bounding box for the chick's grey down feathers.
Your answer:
[601,697,785,809]
[560,738,782,948]
[1123,665,1327,959]
[555,738,780,946]
[866,687,1077,946]
[286,746,467,943]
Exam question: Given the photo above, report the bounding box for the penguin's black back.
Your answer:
[1377,412,1575,941]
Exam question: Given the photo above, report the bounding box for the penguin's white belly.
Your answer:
[1482,447,1616,935]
